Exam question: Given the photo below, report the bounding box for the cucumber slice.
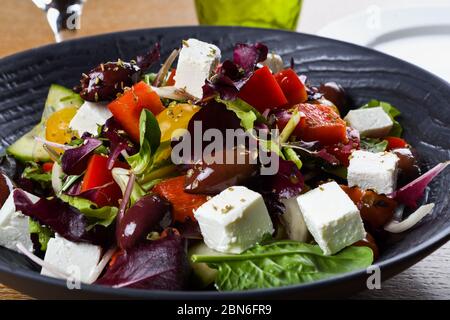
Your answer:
[7,84,83,162]
[188,242,219,288]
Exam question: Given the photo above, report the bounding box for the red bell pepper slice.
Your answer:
[238,66,288,112]
[152,176,208,223]
[274,69,307,106]
[42,162,54,173]
[81,154,128,207]
[385,136,408,150]
[107,81,164,142]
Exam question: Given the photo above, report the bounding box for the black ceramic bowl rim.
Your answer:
[0,26,449,299]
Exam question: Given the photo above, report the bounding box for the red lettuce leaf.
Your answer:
[13,189,112,246]
[101,118,138,170]
[393,161,449,208]
[202,43,268,101]
[61,138,102,175]
[233,42,268,73]
[95,232,189,290]
[136,42,161,71]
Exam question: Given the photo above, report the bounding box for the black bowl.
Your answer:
[0,26,449,299]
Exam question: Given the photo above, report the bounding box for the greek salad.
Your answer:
[0,38,448,291]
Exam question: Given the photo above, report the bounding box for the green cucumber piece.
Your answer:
[6,84,83,162]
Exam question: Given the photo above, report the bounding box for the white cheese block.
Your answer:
[280,197,309,242]
[69,101,112,136]
[297,181,365,255]
[0,189,40,253]
[348,150,399,194]
[174,38,221,99]
[194,186,273,254]
[41,235,102,284]
[344,107,393,138]
[261,53,284,74]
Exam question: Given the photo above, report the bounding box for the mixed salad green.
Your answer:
[0,38,448,291]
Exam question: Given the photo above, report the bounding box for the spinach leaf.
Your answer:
[360,99,402,137]
[127,109,161,174]
[59,194,118,229]
[360,138,388,153]
[29,219,53,251]
[192,241,373,291]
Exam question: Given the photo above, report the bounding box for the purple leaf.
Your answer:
[136,42,161,71]
[13,189,112,246]
[96,232,189,290]
[66,181,116,204]
[116,194,172,250]
[61,138,102,175]
[393,161,449,208]
[233,42,268,73]
[201,42,268,101]
[267,157,304,199]
[101,118,137,170]
[173,218,202,240]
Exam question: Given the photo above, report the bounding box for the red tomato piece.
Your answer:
[297,103,348,145]
[385,136,407,150]
[107,81,164,142]
[274,68,307,106]
[152,176,208,223]
[42,162,54,173]
[238,66,288,112]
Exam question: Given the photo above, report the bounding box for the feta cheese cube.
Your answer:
[194,186,273,254]
[280,197,309,242]
[344,107,393,138]
[261,53,284,74]
[41,235,102,284]
[348,150,399,194]
[174,38,221,99]
[69,101,112,136]
[298,181,365,255]
[0,189,39,254]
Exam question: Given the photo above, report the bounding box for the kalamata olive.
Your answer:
[318,82,348,115]
[184,146,259,194]
[359,191,397,229]
[77,61,140,102]
[353,232,379,260]
[392,148,421,186]
[0,173,14,207]
[116,194,172,250]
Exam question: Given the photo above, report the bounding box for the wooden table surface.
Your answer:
[0,0,449,300]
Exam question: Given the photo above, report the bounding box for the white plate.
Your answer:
[317,4,450,82]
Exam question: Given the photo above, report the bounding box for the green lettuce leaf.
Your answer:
[22,162,52,189]
[127,109,161,174]
[192,241,373,291]
[360,99,402,137]
[29,219,53,251]
[217,97,265,131]
[360,138,388,153]
[59,194,118,229]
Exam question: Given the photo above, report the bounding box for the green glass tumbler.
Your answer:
[195,0,302,31]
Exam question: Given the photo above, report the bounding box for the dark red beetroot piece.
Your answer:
[116,194,172,250]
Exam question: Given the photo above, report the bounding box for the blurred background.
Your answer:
[0,0,449,300]
[1,0,449,81]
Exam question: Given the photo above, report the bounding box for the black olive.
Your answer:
[392,148,421,187]
[116,194,172,250]
[0,173,14,207]
[184,146,259,195]
[77,61,140,102]
[318,82,348,115]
